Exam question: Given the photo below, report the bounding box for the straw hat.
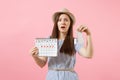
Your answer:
[52,8,76,25]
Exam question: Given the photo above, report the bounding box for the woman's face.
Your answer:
[57,14,71,33]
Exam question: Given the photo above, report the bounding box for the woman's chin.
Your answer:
[60,31,68,34]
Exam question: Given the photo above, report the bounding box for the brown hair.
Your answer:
[50,13,75,56]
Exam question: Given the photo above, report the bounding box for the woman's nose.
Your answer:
[61,19,65,24]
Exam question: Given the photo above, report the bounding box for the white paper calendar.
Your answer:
[35,38,57,57]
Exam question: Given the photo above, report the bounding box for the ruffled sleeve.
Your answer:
[74,38,84,53]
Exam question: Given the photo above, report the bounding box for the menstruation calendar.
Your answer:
[35,38,57,57]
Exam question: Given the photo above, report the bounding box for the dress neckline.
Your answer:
[58,39,64,41]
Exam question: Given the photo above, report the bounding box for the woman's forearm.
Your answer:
[32,56,47,68]
[86,35,93,58]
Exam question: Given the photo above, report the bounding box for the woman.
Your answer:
[30,8,93,80]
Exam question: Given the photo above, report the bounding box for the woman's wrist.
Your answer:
[86,31,91,36]
[32,54,39,59]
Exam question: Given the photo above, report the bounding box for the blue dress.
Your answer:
[46,39,83,80]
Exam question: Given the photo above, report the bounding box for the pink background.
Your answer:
[0,0,120,80]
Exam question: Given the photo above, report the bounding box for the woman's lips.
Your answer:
[61,26,66,29]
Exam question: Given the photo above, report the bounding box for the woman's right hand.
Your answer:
[30,47,39,57]
[30,47,48,68]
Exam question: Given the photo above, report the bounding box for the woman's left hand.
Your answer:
[77,25,91,35]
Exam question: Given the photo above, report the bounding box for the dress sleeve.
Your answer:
[74,38,84,53]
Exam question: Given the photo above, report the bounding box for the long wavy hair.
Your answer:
[50,13,75,56]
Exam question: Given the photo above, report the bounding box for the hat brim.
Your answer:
[52,12,75,25]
